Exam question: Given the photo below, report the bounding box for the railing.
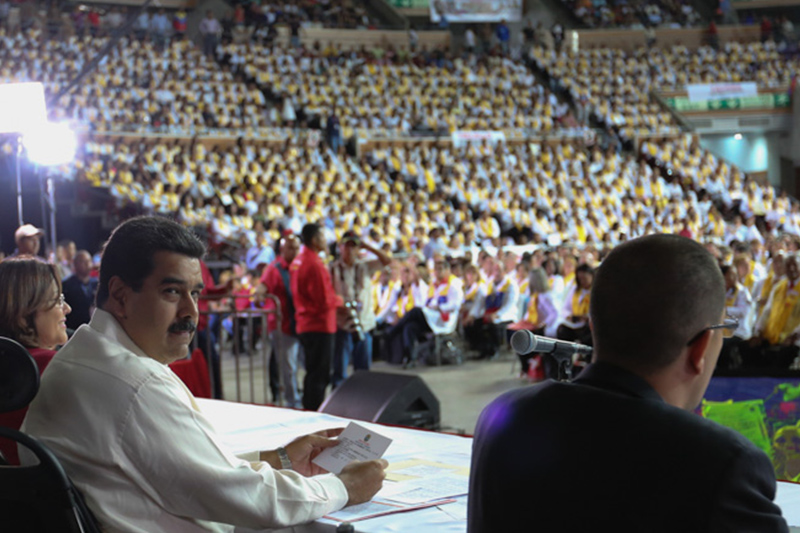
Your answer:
[650,90,696,133]
[570,24,760,52]
[194,294,283,406]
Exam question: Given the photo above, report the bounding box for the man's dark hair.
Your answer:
[590,234,725,374]
[96,216,206,307]
[301,223,321,247]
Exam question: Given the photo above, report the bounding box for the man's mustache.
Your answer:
[169,320,197,334]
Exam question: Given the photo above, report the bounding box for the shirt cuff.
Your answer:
[237,450,260,463]
[314,473,350,513]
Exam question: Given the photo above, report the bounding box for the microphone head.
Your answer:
[510,330,535,355]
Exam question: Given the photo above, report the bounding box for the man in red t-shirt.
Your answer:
[257,235,303,408]
[291,224,342,410]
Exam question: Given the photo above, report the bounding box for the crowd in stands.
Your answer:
[77,134,800,262]
[532,41,800,143]
[0,22,574,135]
[221,43,570,135]
[0,0,376,37]
[562,0,700,29]
[0,30,270,131]
[234,0,377,30]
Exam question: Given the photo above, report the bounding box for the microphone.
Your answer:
[510,331,593,358]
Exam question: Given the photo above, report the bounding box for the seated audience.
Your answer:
[748,254,800,368]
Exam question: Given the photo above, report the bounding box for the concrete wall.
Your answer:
[700,131,789,186]
[275,26,450,50]
[572,24,760,51]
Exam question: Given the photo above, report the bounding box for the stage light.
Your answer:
[0,82,47,134]
[734,133,743,140]
[24,122,77,166]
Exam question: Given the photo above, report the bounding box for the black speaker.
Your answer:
[319,371,440,430]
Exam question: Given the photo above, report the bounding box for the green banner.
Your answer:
[664,92,791,112]
[388,0,429,7]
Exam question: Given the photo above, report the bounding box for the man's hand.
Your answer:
[283,428,344,476]
[338,459,389,506]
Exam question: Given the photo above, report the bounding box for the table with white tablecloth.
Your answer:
[196,399,800,533]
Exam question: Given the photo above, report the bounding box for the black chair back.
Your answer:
[0,337,39,413]
[0,337,101,532]
[0,427,100,533]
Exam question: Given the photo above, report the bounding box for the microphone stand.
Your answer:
[552,351,575,382]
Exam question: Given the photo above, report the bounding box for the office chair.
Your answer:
[0,336,101,533]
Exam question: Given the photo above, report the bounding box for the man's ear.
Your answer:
[686,329,712,376]
[106,276,129,321]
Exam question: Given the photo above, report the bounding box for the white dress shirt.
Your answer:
[22,310,348,532]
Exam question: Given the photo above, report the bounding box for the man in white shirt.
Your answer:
[22,216,387,532]
[199,10,221,57]
[718,265,753,370]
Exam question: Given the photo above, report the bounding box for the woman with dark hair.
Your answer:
[0,255,72,463]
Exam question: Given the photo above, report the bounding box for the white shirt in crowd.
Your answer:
[421,275,465,335]
[726,282,754,339]
[470,275,519,324]
[22,310,348,532]
[330,259,376,332]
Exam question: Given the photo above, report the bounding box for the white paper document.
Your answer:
[312,422,392,474]
[382,474,469,505]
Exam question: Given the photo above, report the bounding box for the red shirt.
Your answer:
[0,347,55,465]
[261,257,292,335]
[198,261,228,332]
[290,247,340,334]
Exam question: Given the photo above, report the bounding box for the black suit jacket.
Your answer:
[62,275,98,331]
[468,362,788,532]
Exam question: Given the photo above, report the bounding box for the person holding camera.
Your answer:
[330,231,392,388]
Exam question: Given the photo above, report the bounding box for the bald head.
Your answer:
[591,234,725,375]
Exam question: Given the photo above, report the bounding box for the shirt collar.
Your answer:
[573,361,663,403]
[89,308,160,364]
